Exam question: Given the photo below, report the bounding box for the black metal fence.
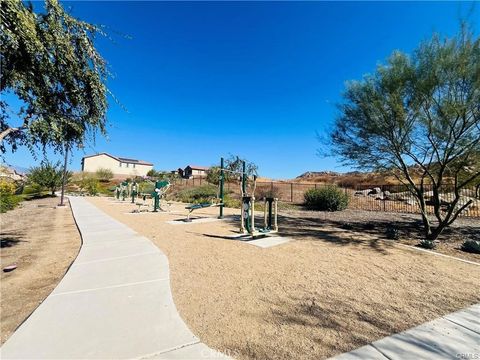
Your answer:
[171,177,480,218]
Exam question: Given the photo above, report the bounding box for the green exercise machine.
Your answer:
[131,181,138,203]
[184,157,279,237]
[152,180,171,212]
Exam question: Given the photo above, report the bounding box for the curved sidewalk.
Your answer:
[1,197,230,360]
[329,303,480,360]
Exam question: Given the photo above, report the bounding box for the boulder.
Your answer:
[368,187,382,195]
[355,189,371,196]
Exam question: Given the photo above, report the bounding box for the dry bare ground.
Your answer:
[0,197,81,345]
[89,197,480,360]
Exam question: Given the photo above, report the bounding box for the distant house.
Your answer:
[81,153,153,177]
[0,165,26,182]
[182,165,209,179]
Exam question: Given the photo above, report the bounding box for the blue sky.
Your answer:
[2,1,477,179]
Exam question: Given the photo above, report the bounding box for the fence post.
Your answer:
[291,183,293,202]
[315,183,317,190]
[382,185,386,212]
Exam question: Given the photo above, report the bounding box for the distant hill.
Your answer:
[292,170,401,187]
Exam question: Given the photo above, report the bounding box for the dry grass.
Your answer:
[88,197,480,360]
[0,197,81,345]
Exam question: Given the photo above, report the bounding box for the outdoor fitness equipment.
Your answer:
[184,199,223,222]
[152,180,171,212]
[120,180,129,201]
[183,157,227,222]
[131,181,138,204]
[238,172,278,236]
[182,157,279,236]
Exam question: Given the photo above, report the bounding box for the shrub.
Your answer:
[147,169,159,178]
[176,185,218,204]
[341,222,354,230]
[304,186,349,211]
[84,177,99,196]
[386,224,400,240]
[223,194,241,208]
[23,183,44,195]
[96,168,114,182]
[418,239,436,249]
[0,194,21,213]
[461,240,480,254]
[0,180,16,196]
[0,180,21,213]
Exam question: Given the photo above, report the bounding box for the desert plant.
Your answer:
[461,240,480,254]
[0,179,21,212]
[329,23,480,240]
[175,185,218,204]
[418,239,436,249]
[386,224,400,240]
[304,186,349,211]
[341,222,354,230]
[84,177,99,196]
[95,168,114,182]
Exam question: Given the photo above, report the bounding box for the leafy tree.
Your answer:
[147,169,178,181]
[28,160,71,195]
[0,0,108,154]
[207,155,259,184]
[206,166,222,185]
[330,25,480,240]
[96,167,114,182]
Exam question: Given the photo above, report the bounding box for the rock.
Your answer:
[3,264,17,272]
[355,189,371,196]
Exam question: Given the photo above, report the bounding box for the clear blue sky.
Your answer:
[2,1,477,179]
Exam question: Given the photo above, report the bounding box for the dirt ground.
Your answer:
[89,197,480,360]
[0,197,81,345]
[281,207,480,263]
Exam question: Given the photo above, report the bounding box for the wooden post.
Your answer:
[291,183,293,202]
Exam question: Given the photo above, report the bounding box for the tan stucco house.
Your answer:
[182,165,210,178]
[81,153,153,177]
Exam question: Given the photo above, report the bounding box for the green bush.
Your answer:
[418,239,436,249]
[304,186,349,211]
[0,194,21,213]
[386,224,400,240]
[23,183,44,195]
[95,168,114,182]
[0,180,21,212]
[176,185,218,204]
[461,240,480,254]
[86,178,99,196]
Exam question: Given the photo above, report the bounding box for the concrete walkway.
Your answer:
[330,303,480,360]
[1,197,230,360]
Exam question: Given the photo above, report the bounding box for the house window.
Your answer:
[133,164,136,168]
[126,163,129,168]
[119,162,122,167]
